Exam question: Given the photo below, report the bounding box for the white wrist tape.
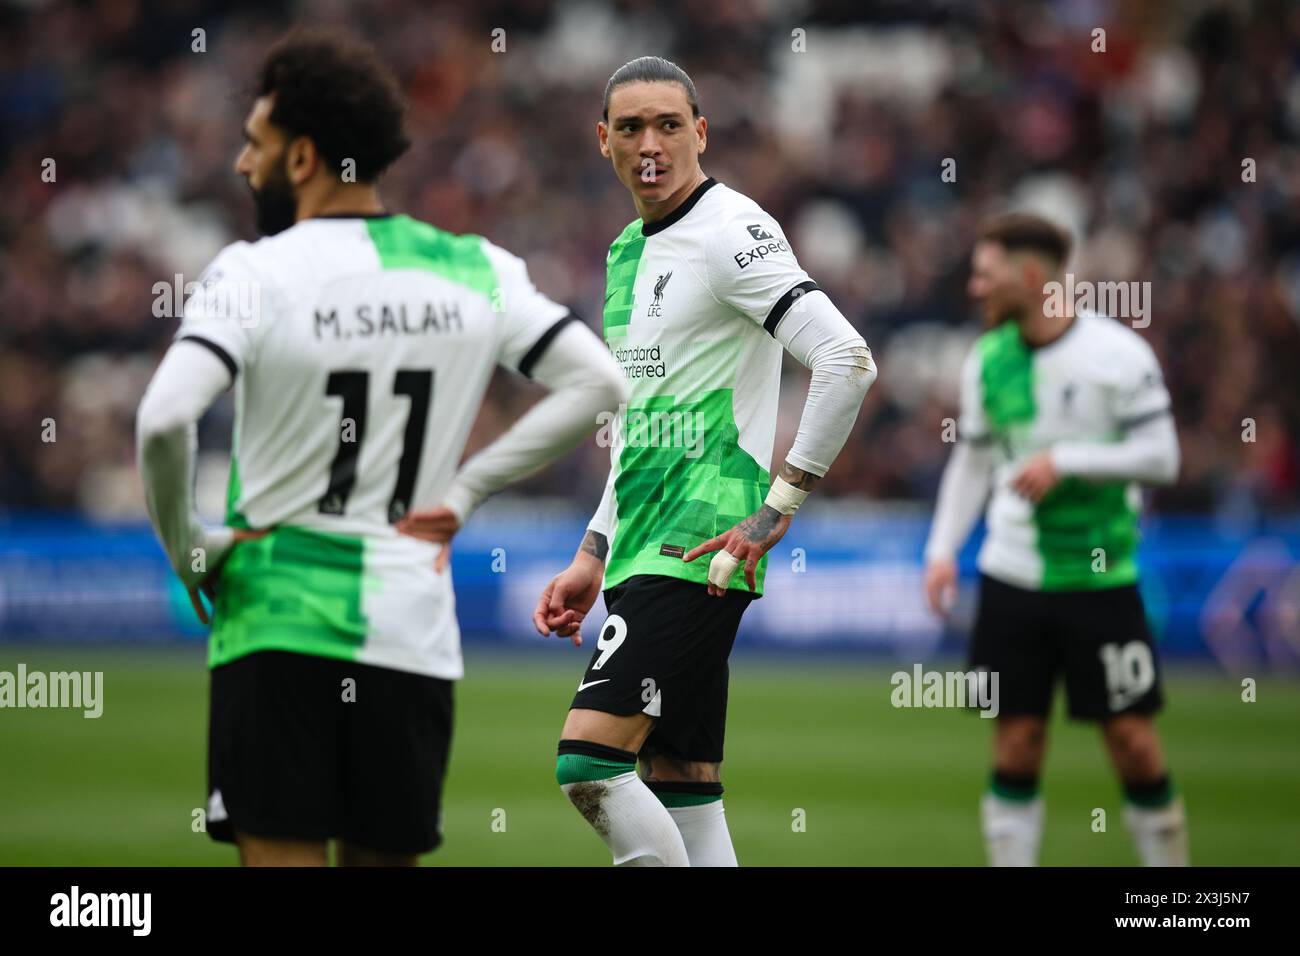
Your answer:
[707,549,741,589]
[764,476,810,516]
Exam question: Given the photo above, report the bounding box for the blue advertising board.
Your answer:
[2,504,1297,668]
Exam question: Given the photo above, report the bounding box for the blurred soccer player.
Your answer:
[533,57,877,866]
[922,213,1188,866]
[136,31,625,866]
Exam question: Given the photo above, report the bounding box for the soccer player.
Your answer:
[532,57,878,866]
[922,213,1188,866]
[136,31,626,866]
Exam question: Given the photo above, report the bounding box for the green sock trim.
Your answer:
[555,752,635,786]
[1125,777,1175,809]
[989,774,1039,802]
[656,791,723,809]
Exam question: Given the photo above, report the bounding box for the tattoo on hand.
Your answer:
[736,505,782,546]
[778,462,821,492]
[580,529,609,561]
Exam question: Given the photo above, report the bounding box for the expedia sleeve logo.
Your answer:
[735,223,790,269]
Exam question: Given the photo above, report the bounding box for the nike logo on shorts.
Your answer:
[577,679,610,692]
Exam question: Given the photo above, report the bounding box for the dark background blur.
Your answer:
[1,0,1298,521]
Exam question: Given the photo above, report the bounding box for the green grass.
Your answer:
[1,648,1297,865]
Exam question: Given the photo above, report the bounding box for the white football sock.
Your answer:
[667,802,738,867]
[562,772,690,867]
[1124,796,1189,866]
[981,792,1045,866]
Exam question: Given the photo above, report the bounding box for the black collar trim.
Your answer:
[641,178,718,236]
[310,211,396,220]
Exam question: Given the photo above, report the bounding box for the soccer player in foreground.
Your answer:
[922,213,1188,866]
[533,57,878,866]
[136,31,625,866]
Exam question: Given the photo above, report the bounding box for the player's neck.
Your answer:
[1019,305,1075,349]
[297,183,387,221]
[634,170,708,225]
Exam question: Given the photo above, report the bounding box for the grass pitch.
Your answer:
[1,647,1296,866]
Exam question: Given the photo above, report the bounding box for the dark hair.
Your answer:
[602,56,700,120]
[257,29,410,182]
[977,212,1072,267]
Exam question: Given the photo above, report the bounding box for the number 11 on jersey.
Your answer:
[318,368,434,522]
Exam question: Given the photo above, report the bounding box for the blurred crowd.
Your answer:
[2,0,1298,523]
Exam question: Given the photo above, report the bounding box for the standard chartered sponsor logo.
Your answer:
[596,402,706,459]
[612,344,665,378]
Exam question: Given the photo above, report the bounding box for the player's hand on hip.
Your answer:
[923,557,958,618]
[533,554,603,646]
[1011,452,1061,503]
[683,504,791,597]
[395,506,461,573]
[187,585,213,626]
[187,527,270,625]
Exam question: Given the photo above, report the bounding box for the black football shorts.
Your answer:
[969,573,1164,721]
[207,649,454,855]
[570,574,755,763]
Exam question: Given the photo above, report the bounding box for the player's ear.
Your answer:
[286,135,316,186]
[1018,255,1042,294]
[597,121,610,159]
[696,115,707,154]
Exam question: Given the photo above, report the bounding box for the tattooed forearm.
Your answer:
[579,529,609,561]
[778,462,822,492]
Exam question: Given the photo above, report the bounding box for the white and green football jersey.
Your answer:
[959,309,1172,591]
[598,178,818,595]
[176,214,572,678]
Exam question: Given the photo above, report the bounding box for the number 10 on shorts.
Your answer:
[1099,640,1155,712]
